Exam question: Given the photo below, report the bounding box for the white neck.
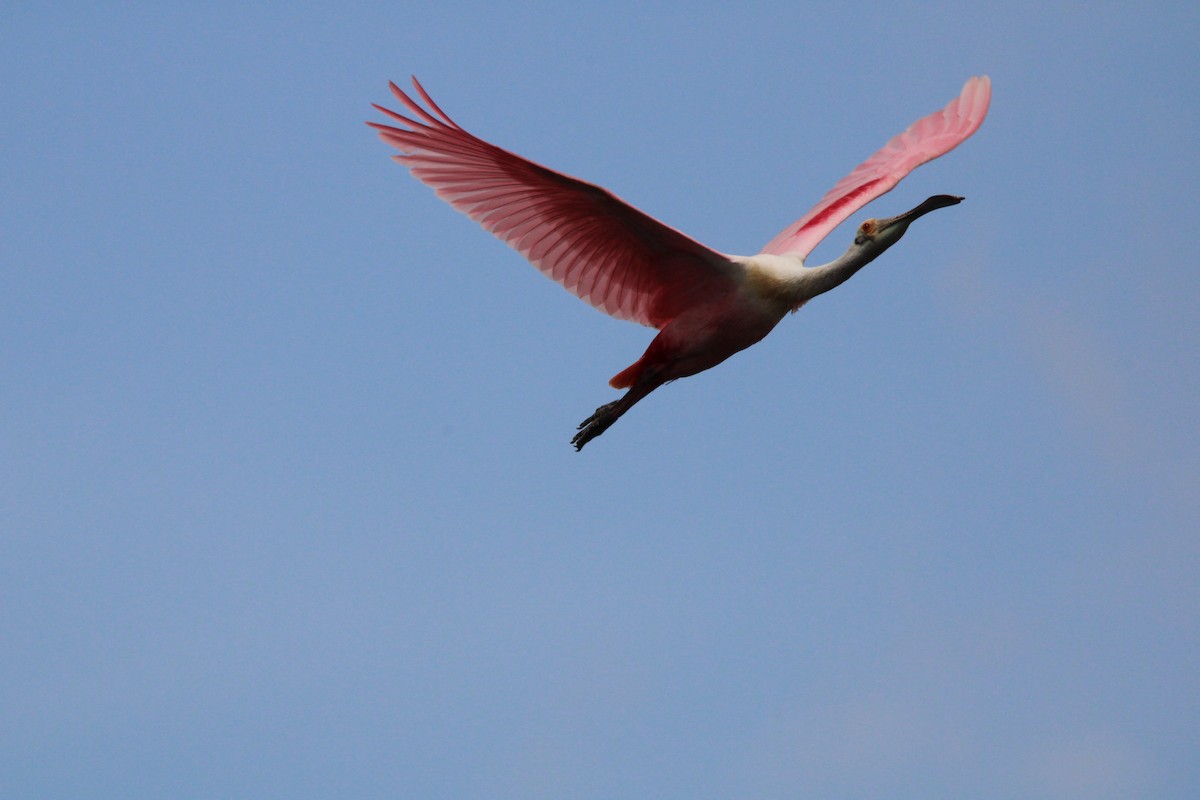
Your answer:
[793,243,884,303]
[759,236,892,310]
[763,194,961,309]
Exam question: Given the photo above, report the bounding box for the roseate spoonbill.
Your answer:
[370,76,991,449]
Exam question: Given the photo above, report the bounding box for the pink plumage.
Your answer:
[369,79,736,330]
[370,76,991,449]
[761,76,991,258]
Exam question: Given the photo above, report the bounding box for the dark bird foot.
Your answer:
[571,400,620,451]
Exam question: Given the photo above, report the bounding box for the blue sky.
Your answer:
[3,3,1197,798]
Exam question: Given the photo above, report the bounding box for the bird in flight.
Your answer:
[370,76,990,449]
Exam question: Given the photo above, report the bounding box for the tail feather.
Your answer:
[608,358,644,389]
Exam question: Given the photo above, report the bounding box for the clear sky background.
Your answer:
[3,3,1197,798]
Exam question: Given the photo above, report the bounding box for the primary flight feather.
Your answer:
[369,75,991,449]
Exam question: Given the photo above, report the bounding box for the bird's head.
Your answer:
[853,194,963,254]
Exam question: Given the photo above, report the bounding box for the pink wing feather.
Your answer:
[761,75,991,259]
[369,79,737,329]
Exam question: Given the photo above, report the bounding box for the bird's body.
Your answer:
[607,253,820,389]
[370,76,991,448]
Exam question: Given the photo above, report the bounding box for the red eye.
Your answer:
[861,220,875,235]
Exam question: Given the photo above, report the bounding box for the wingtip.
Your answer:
[965,74,992,103]
[964,74,993,125]
[954,75,992,131]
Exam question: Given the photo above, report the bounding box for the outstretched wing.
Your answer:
[760,75,991,260]
[369,78,739,329]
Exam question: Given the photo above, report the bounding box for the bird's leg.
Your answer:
[571,370,664,451]
[572,400,622,449]
[571,400,627,451]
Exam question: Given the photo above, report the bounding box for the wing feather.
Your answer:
[761,76,991,259]
[370,78,738,328]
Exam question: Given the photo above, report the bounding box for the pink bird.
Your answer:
[370,76,991,449]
